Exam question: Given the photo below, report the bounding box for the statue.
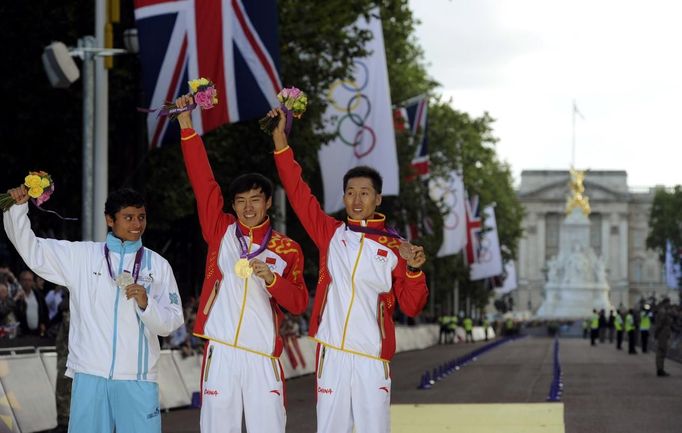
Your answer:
[566,167,591,216]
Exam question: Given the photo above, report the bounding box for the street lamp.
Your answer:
[41,37,125,241]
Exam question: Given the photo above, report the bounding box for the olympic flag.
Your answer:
[470,205,503,281]
[318,9,399,213]
[428,171,466,257]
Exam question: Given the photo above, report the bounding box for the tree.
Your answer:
[646,186,682,268]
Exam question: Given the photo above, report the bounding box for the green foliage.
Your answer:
[0,0,525,310]
[646,186,682,262]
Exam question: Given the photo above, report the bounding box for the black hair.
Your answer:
[227,173,273,204]
[104,188,145,219]
[343,166,383,194]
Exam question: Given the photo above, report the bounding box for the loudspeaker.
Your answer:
[42,42,79,88]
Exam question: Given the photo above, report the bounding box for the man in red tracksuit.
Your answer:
[268,108,429,433]
[176,98,308,433]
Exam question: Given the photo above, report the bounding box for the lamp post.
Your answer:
[42,40,125,240]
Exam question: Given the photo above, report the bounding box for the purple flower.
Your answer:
[287,87,302,99]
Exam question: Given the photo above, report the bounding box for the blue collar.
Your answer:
[106,232,143,254]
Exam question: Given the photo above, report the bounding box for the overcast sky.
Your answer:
[409,0,682,188]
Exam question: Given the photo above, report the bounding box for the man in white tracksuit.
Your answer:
[267,108,429,433]
[3,186,184,433]
[175,96,309,433]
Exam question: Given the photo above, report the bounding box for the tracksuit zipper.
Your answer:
[233,229,253,346]
[340,235,365,349]
[108,246,126,379]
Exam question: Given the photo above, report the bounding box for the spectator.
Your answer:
[598,309,607,343]
[14,270,48,336]
[45,285,66,321]
[0,265,21,297]
[0,282,18,330]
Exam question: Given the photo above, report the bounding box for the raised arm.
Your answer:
[268,108,340,247]
[177,96,233,242]
[3,187,79,288]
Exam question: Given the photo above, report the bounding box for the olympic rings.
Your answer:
[327,60,376,159]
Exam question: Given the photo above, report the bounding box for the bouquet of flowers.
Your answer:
[137,77,218,120]
[0,171,54,211]
[259,86,308,135]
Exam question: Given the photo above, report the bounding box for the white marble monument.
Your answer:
[536,169,614,318]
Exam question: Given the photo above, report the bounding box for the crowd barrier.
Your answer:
[0,324,502,432]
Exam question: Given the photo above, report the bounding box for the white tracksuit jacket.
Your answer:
[3,204,184,381]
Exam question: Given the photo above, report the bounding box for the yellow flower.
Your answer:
[25,175,42,188]
[28,186,44,198]
[40,177,50,188]
[189,77,211,93]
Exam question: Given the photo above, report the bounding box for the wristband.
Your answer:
[407,265,421,273]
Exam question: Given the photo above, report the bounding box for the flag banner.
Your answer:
[394,96,429,177]
[318,9,398,213]
[470,205,503,281]
[428,171,466,257]
[665,240,681,289]
[134,0,282,148]
[464,194,482,265]
[405,96,429,176]
[494,261,518,295]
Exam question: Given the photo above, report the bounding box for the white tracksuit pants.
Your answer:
[315,344,392,433]
[200,341,286,433]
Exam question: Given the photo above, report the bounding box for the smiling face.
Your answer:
[106,206,147,242]
[232,188,272,228]
[343,177,382,221]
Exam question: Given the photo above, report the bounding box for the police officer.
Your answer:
[639,305,652,353]
[615,310,624,350]
[625,308,637,354]
[463,316,474,343]
[590,309,599,346]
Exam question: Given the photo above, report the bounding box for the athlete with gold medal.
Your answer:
[175,95,309,433]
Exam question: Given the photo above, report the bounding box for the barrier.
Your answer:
[171,350,203,395]
[38,347,57,392]
[0,324,449,431]
[0,352,57,432]
[158,350,191,410]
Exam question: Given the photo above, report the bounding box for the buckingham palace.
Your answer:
[514,169,676,314]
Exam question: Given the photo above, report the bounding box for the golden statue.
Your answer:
[566,168,591,215]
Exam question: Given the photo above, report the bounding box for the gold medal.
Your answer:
[234,258,253,279]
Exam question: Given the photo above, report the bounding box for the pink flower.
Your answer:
[195,89,215,109]
[286,87,302,99]
[35,185,54,206]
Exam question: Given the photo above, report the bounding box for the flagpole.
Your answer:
[571,99,576,168]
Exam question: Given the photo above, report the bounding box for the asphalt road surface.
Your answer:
[161,336,682,433]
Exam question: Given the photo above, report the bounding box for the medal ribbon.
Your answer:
[235,224,273,260]
[104,245,145,284]
[346,224,405,240]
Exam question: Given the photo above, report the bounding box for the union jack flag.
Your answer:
[394,96,429,177]
[134,0,282,148]
[464,194,482,265]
